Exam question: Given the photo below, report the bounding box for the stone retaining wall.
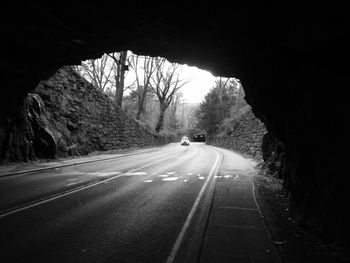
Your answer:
[35,67,173,157]
[0,67,172,163]
[206,108,266,160]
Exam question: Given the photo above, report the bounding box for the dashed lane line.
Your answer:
[0,150,188,219]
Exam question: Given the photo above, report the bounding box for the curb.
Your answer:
[172,148,223,263]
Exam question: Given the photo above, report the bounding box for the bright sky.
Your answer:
[125,62,217,104]
[80,51,222,103]
[179,65,217,103]
[122,51,222,104]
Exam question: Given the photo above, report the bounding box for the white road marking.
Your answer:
[122,172,147,176]
[0,154,180,218]
[162,177,178,181]
[87,172,121,177]
[157,174,169,178]
[165,147,222,263]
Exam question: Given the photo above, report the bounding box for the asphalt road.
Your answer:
[0,143,227,263]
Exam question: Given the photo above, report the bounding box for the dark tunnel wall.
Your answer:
[2,1,349,249]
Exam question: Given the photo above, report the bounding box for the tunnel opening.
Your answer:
[192,133,206,142]
[75,50,221,139]
[2,1,350,257]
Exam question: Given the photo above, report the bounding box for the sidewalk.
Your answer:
[175,146,282,263]
[0,147,159,177]
[197,170,282,262]
[194,171,281,263]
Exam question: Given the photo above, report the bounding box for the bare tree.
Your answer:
[108,51,128,107]
[215,77,232,90]
[166,92,183,130]
[181,103,198,131]
[77,51,131,108]
[127,54,156,120]
[151,58,188,133]
[78,54,116,92]
[186,109,198,130]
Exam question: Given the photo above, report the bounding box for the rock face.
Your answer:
[260,132,287,180]
[0,93,56,162]
[207,108,266,160]
[0,67,171,163]
[2,2,349,251]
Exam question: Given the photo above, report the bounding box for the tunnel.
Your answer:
[2,1,349,252]
[192,133,206,142]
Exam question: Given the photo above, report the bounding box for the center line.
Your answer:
[165,147,222,263]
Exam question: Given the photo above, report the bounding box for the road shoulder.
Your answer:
[189,146,281,263]
[253,173,349,262]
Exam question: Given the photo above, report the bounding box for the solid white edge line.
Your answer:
[0,150,186,219]
[165,147,221,263]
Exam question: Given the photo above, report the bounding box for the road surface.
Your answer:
[0,143,280,263]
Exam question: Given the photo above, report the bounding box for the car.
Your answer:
[180,136,190,146]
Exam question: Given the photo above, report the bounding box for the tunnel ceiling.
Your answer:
[3,1,346,116]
